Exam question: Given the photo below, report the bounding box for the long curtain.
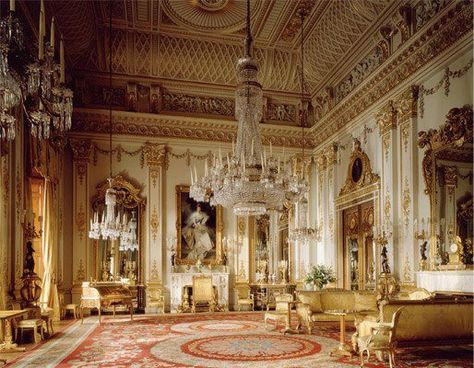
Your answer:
[0,153,8,311]
[39,178,60,320]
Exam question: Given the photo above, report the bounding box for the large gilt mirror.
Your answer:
[419,105,473,269]
[91,175,145,283]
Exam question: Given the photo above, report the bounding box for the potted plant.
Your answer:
[304,265,336,290]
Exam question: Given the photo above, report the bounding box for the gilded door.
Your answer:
[342,201,376,290]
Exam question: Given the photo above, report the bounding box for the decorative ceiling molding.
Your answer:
[160,0,263,33]
[71,109,314,148]
[311,0,472,146]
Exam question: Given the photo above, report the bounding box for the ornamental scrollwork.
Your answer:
[418,105,473,197]
[339,138,379,197]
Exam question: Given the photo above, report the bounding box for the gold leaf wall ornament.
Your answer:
[76,204,86,241]
[382,135,390,161]
[384,189,391,226]
[149,260,161,282]
[418,58,473,118]
[402,178,411,228]
[75,259,86,283]
[150,206,159,241]
[402,253,412,283]
[401,123,410,153]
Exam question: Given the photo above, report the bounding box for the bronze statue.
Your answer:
[25,241,36,275]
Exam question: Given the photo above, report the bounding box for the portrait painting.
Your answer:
[176,185,223,265]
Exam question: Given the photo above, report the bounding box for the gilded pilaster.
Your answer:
[70,138,92,304]
[393,86,419,282]
[376,102,398,278]
[143,143,167,309]
[324,144,338,269]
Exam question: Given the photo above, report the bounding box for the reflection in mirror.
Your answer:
[91,175,145,283]
[348,237,359,290]
[255,215,269,283]
[419,105,473,269]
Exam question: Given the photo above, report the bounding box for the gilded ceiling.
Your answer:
[19,0,470,136]
[28,1,394,106]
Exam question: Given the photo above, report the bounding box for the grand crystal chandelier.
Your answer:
[89,2,127,241]
[190,0,307,216]
[0,1,22,141]
[289,9,318,244]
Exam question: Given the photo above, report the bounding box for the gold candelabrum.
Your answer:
[374,229,391,274]
[278,260,288,284]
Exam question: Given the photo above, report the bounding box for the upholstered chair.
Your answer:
[38,302,54,336]
[59,293,78,319]
[12,303,45,344]
[357,307,404,368]
[235,287,254,311]
[147,286,165,313]
[264,293,293,333]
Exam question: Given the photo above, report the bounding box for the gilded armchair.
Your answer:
[191,276,216,313]
[357,307,404,368]
[264,293,293,334]
[235,286,254,311]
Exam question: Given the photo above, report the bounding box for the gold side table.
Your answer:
[324,309,356,357]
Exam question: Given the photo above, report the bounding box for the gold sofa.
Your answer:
[355,299,473,347]
[296,289,378,334]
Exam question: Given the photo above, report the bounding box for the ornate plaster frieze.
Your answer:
[71,109,314,148]
[312,1,472,146]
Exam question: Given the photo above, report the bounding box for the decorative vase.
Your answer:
[312,283,321,291]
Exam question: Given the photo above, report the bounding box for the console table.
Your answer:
[170,272,229,312]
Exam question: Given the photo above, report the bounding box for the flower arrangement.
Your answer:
[304,265,336,289]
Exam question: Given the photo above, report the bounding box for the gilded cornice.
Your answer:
[72,109,314,149]
[312,0,472,146]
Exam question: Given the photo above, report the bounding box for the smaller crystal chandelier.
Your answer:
[289,9,317,244]
[0,1,22,141]
[89,3,125,241]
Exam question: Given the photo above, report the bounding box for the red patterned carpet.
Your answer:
[7,312,473,367]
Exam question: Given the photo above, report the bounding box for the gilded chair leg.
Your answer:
[359,351,364,367]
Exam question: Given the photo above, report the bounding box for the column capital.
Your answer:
[70,138,92,163]
[376,100,397,136]
[143,143,168,170]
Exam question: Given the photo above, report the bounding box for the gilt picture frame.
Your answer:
[175,185,223,265]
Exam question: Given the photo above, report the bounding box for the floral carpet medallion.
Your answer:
[7,312,473,367]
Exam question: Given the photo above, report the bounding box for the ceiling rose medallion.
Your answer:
[194,0,230,12]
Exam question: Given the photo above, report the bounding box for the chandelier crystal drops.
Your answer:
[190,0,307,216]
[289,9,318,244]
[0,7,23,141]
[120,211,139,252]
[27,3,73,140]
